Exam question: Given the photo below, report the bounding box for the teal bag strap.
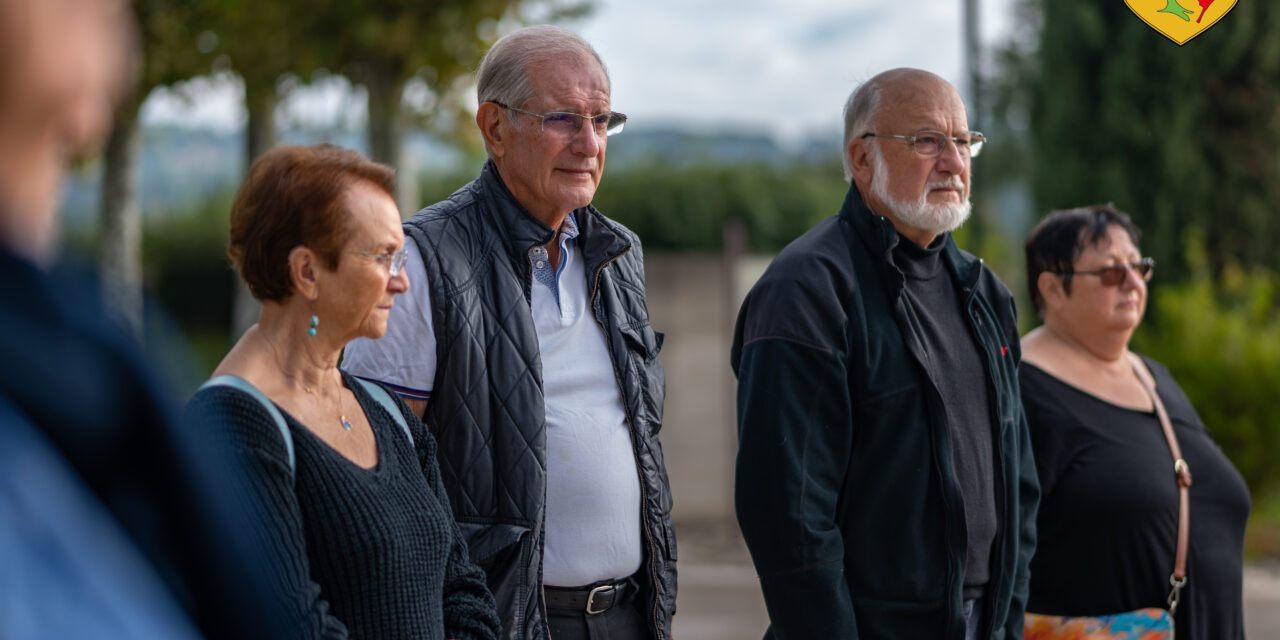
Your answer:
[352,377,414,447]
[200,375,296,473]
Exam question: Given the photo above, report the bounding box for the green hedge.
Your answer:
[142,194,235,335]
[594,160,847,253]
[422,160,850,253]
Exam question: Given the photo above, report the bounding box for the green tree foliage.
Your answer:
[307,0,572,170]
[201,0,330,335]
[1131,229,1280,494]
[137,0,218,92]
[997,0,1280,281]
[202,0,307,163]
[990,0,1280,498]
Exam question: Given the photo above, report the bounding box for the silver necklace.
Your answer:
[264,333,351,431]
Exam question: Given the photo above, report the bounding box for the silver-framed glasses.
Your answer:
[490,101,627,138]
[860,130,987,158]
[349,248,409,276]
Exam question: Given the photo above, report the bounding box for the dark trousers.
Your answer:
[545,577,647,640]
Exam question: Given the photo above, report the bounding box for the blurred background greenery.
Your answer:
[60,0,1280,559]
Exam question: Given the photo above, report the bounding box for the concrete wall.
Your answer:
[643,252,772,524]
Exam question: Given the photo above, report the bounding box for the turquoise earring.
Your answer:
[308,302,318,337]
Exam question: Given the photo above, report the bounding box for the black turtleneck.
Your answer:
[891,233,998,600]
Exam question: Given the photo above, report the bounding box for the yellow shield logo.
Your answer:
[1124,0,1238,45]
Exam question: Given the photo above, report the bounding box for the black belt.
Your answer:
[544,578,632,615]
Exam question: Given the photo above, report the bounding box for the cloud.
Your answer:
[574,0,989,143]
[137,0,1018,142]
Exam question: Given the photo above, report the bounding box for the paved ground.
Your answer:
[1245,562,1280,640]
[671,523,769,639]
[672,522,1280,639]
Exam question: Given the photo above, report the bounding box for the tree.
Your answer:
[196,0,589,336]
[101,0,214,336]
[314,0,589,211]
[316,0,511,211]
[992,0,1280,280]
[203,0,331,336]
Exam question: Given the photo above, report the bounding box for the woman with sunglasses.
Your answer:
[1020,204,1250,639]
[184,144,500,639]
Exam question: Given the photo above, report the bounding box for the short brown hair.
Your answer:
[228,144,396,301]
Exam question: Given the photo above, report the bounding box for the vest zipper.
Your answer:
[589,247,628,302]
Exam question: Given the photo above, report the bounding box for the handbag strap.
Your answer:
[199,375,415,474]
[201,374,296,473]
[1127,352,1193,615]
[351,377,414,447]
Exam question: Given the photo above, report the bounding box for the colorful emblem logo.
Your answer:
[1124,0,1238,45]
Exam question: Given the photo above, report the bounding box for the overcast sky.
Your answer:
[143,0,1017,144]
[573,0,1015,142]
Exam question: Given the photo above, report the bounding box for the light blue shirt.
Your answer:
[343,212,642,586]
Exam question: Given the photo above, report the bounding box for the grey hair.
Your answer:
[477,24,609,117]
[841,76,884,182]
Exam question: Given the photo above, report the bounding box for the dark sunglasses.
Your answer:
[1062,257,1155,286]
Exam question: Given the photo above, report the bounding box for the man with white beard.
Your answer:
[730,68,1039,640]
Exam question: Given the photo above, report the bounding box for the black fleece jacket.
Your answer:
[731,185,1039,640]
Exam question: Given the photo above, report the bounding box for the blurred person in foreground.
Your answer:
[184,144,500,639]
[341,25,675,640]
[731,68,1038,639]
[0,0,293,637]
[1020,205,1250,639]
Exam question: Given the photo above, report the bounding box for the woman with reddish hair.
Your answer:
[185,144,499,639]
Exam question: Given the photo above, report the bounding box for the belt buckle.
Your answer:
[585,584,615,615]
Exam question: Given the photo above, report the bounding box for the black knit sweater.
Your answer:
[185,372,499,640]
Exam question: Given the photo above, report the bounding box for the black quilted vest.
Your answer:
[404,161,677,640]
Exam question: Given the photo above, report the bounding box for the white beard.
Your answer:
[869,149,972,236]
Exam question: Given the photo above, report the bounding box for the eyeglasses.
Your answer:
[349,248,409,276]
[1062,257,1155,286]
[860,130,987,158]
[490,101,627,138]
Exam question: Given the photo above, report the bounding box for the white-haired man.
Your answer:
[731,68,1039,639]
[343,25,675,640]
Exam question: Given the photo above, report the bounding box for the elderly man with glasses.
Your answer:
[731,68,1039,640]
[342,25,675,640]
